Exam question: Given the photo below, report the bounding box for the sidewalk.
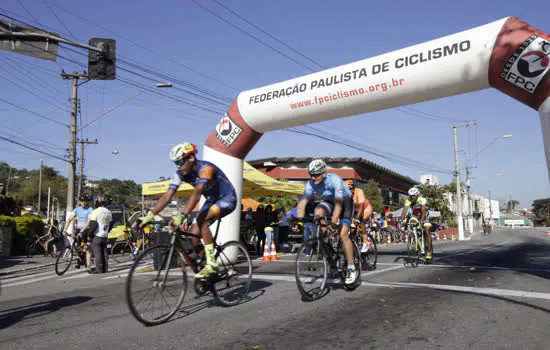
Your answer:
[0,255,57,275]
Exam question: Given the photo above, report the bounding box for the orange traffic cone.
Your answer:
[386,234,392,246]
[444,234,447,242]
[262,242,271,262]
[404,234,409,245]
[436,232,440,242]
[270,241,279,261]
[452,233,456,241]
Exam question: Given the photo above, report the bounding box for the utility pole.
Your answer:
[61,72,88,214]
[38,159,43,214]
[465,166,476,234]
[76,138,98,199]
[453,121,476,240]
[489,189,493,223]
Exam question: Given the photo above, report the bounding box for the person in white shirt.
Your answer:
[86,198,113,274]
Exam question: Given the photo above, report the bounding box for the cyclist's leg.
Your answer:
[194,195,236,278]
[423,222,433,260]
[338,198,354,265]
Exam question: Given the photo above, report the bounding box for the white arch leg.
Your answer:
[203,145,244,249]
[539,97,550,183]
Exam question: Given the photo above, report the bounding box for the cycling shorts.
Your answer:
[313,197,353,226]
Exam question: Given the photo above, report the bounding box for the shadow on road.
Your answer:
[157,280,272,326]
[0,296,93,330]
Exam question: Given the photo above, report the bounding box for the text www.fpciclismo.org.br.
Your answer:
[290,78,405,109]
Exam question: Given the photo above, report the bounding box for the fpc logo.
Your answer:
[215,113,242,147]
[501,35,550,93]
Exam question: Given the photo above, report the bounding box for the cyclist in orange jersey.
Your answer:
[345,179,373,253]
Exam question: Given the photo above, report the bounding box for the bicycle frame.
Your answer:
[156,220,222,285]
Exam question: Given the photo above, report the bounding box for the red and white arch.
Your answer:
[203,17,550,244]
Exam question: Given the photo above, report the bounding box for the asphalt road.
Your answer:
[1,227,550,350]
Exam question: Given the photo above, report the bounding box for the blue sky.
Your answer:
[0,0,548,209]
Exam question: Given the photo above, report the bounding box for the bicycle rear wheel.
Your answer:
[295,238,328,301]
[25,241,37,258]
[126,245,187,326]
[211,241,252,307]
[361,233,377,271]
[55,247,73,275]
[112,241,132,263]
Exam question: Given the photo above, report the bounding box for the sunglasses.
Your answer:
[309,173,322,178]
[174,158,188,166]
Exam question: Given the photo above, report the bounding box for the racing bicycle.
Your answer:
[125,220,253,326]
[55,234,88,275]
[349,220,377,271]
[404,217,428,267]
[295,215,361,301]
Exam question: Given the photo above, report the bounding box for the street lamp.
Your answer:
[65,82,172,215]
[468,134,513,163]
[77,82,173,132]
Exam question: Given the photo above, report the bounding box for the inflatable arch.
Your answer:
[203,17,550,246]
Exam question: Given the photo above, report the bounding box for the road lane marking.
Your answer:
[364,281,550,301]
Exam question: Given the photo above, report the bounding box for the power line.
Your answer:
[0,135,68,162]
[0,96,68,127]
[191,0,317,72]
[211,0,325,71]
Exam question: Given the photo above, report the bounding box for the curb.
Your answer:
[0,261,57,276]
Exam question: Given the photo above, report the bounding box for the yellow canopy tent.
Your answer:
[141,162,304,198]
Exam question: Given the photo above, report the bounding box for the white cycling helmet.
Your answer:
[308,159,327,175]
[169,142,198,162]
[408,187,420,196]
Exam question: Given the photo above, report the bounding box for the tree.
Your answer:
[532,198,550,226]
[363,179,383,213]
[417,183,451,218]
[507,199,520,211]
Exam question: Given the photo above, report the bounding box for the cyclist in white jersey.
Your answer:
[86,198,113,274]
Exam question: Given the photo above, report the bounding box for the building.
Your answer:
[420,174,439,185]
[247,157,418,205]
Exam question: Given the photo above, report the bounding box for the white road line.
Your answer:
[364,281,550,301]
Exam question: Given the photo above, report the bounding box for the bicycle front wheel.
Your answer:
[295,239,328,301]
[126,245,187,326]
[25,241,37,258]
[55,247,73,275]
[362,233,377,271]
[407,236,420,268]
[212,241,252,307]
[112,241,132,263]
[341,239,362,291]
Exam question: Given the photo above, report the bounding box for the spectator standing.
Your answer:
[277,205,290,251]
[255,205,266,255]
[87,198,113,274]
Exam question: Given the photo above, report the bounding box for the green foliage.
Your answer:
[0,215,16,228]
[10,216,45,252]
[89,179,142,208]
[363,179,383,213]
[507,199,520,211]
[532,198,550,226]
[257,195,298,211]
[417,183,452,219]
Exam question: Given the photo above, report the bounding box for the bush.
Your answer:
[0,215,16,229]
[11,216,45,253]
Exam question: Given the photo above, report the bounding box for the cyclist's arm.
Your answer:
[62,213,76,232]
[151,188,177,215]
[421,205,428,221]
[400,205,409,221]
[355,201,365,221]
[332,198,343,224]
[296,196,309,219]
[363,202,373,221]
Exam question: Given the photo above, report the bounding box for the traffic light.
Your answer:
[88,38,116,80]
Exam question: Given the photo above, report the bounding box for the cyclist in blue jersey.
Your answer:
[294,159,358,284]
[140,142,237,279]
